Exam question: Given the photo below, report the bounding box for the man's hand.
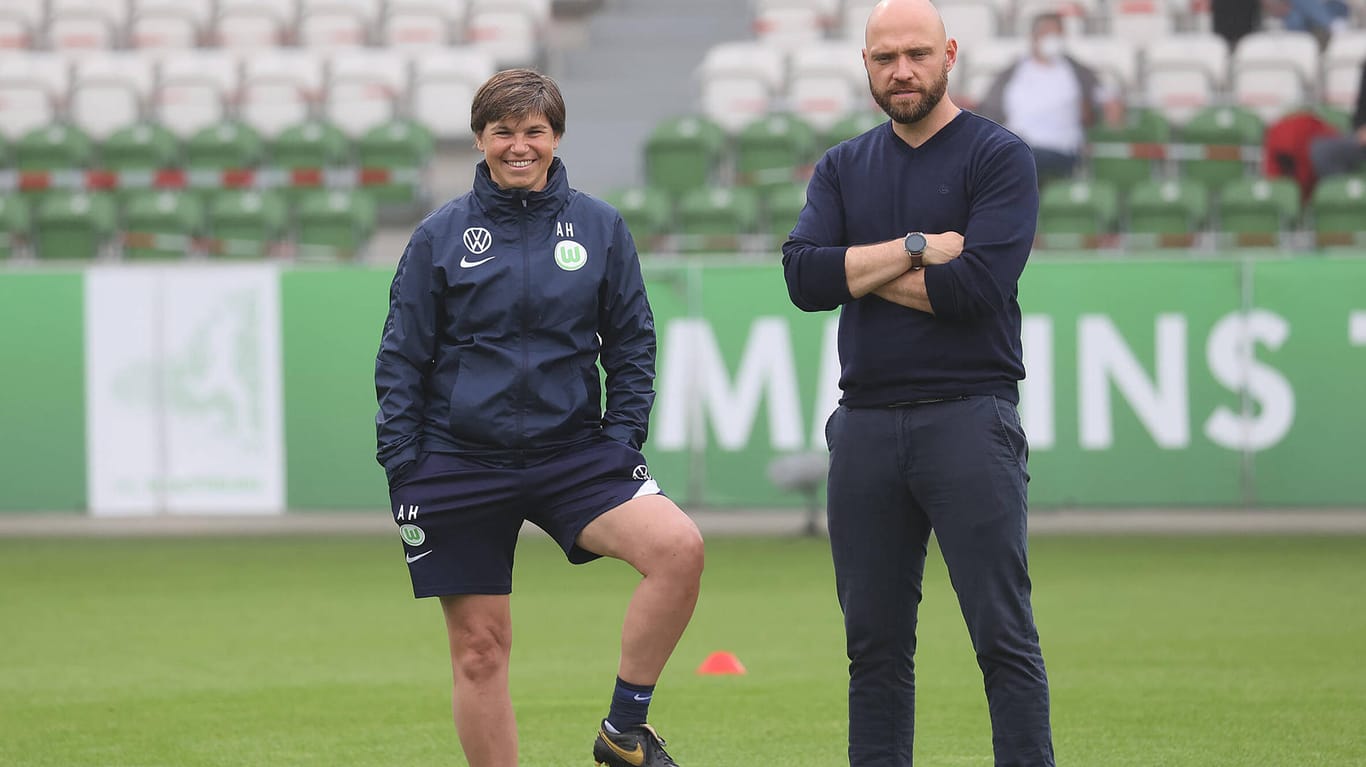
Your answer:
[923,231,964,266]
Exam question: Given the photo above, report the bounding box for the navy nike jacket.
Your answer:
[374,158,656,478]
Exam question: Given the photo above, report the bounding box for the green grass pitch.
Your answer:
[2,531,1364,766]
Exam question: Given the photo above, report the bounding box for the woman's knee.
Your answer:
[450,622,511,683]
[654,516,705,582]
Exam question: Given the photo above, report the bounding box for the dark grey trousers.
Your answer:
[824,397,1054,767]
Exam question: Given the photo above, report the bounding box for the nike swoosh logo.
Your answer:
[460,255,496,268]
[600,727,645,766]
[405,551,432,563]
[632,693,652,702]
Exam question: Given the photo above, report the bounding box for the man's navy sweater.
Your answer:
[781,111,1038,407]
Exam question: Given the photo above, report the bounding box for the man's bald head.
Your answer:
[866,0,946,49]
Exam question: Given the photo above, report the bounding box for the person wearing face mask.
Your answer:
[978,12,1123,186]
[375,68,703,767]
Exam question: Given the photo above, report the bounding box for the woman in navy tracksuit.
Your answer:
[375,69,700,767]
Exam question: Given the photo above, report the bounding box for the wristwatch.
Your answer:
[904,232,927,271]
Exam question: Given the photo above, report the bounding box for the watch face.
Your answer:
[905,232,927,253]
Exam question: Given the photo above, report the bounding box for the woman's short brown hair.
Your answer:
[469,68,567,137]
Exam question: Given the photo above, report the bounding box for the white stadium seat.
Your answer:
[69,52,157,139]
[383,0,468,48]
[216,0,297,49]
[753,7,825,52]
[1065,35,1139,94]
[700,41,787,92]
[698,42,788,133]
[465,8,540,69]
[324,49,409,137]
[1321,30,1366,112]
[753,0,840,23]
[940,1,1003,52]
[468,0,550,23]
[49,10,121,53]
[789,74,863,133]
[0,52,71,138]
[410,48,495,142]
[840,0,880,40]
[789,39,865,85]
[1108,0,1175,43]
[0,0,44,50]
[297,0,379,51]
[1011,0,1103,36]
[239,49,324,137]
[129,7,202,51]
[1230,31,1320,124]
[154,49,241,138]
[1142,33,1227,125]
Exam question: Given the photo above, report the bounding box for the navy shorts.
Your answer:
[387,436,662,598]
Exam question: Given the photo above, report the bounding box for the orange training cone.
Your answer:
[697,650,747,675]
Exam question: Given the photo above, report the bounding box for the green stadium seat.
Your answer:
[355,118,434,210]
[101,121,179,171]
[207,189,287,258]
[1036,179,1120,248]
[762,180,808,242]
[820,111,888,152]
[100,121,181,204]
[1217,177,1301,246]
[644,115,727,198]
[602,186,674,250]
[676,186,760,253]
[735,113,818,189]
[1309,175,1366,248]
[185,121,266,209]
[1125,178,1209,248]
[15,123,95,171]
[121,190,205,260]
[14,124,96,206]
[1177,106,1264,192]
[0,194,31,259]
[33,190,116,259]
[271,120,353,204]
[295,188,377,261]
[185,120,265,170]
[1086,107,1170,192]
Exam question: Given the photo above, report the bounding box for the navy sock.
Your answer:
[607,676,655,729]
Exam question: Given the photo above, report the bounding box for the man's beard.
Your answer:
[870,62,949,125]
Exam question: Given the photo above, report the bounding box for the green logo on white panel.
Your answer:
[399,524,425,546]
[554,240,587,271]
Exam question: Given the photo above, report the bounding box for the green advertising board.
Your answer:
[0,273,85,511]
[0,255,1364,512]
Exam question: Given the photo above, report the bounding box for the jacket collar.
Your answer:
[472,157,569,221]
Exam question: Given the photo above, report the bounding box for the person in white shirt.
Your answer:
[978,13,1123,186]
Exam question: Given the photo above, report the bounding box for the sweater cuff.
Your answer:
[806,246,855,306]
[923,263,956,320]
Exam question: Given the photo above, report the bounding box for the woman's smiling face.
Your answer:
[475,112,560,192]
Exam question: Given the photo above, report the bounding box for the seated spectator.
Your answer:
[1214,0,1262,50]
[1310,60,1366,180]
[977,12,1123,186]
[1263,0,1349,47]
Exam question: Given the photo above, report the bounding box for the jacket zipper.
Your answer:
[518,195,529,449]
